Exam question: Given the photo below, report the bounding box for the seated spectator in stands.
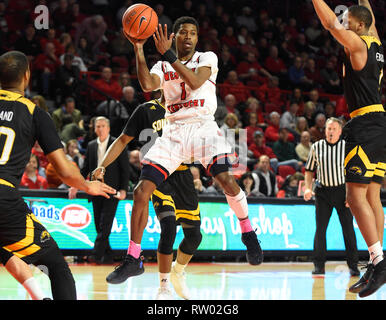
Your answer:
[77,36,96,68]
[273,128,302,171]
[52,0,72,32]
[39,28,64,56]
[69,2,87,34]
[120,86,139,117]
[223,93,241,120]
[294,116,309,143]
[264,45,287,80]
[305,18,322,45]
[31,95,49,113]
[217,48,236,83]
[128,150,141,191]
[236,51,272,86]
[33,42,61,97]
[59,43,88,72]
[31,142,49,172]
[221,26,239,50]
[265,111,295,145]
[277,172,304,198]
[288,56,307,89]
[75,15,107,53]
[303,101,316,128]
[280,102,299,133]
[202,179,224,196]
[14,24,40,60]
[287,87,305,114]
[80,117,97,153]
[307,88,325,114]
[304,59,322,89]
[309,113,326,142]
[295,131,312,163]
[249,131,277,165]
[256,76,284,109]
[65,139,84,169]
[52,97,83,132]
[320,59,342,94]
[220,70,250,105]
[118,72,131,89]
[239,172,260,198]
[251,155,278,197]
[60,114,85,143]
[56,53,81,103]
[242,97,265,128]
[236,6,257,34]
[220,113,240,143]
[324,101,336,119]
[92,67,122,103]
[20,154,48,190]
[245,112,264,146]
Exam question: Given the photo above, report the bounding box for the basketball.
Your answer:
[122,3,158,40]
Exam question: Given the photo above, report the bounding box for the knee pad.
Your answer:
[158,215,177,255]
[179,226,202,255]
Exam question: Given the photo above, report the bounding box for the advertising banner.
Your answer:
[24,195,386,252]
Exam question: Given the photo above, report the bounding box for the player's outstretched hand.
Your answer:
[153,23,174,55]
[85,180,116,199]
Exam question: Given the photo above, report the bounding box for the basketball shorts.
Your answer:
[151,165,200,226]
[343,112,386,184]
[143,120,233,179]
[0,185,57,265]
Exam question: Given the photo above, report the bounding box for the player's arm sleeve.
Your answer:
[149,61,164,90]
[33,107,63,155]
[197,51,219,77]
[122,105,146,139]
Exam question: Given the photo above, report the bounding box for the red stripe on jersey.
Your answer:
[141,160,168,180]
[207,152,237,173]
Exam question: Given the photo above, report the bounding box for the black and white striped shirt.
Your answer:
[305,139,346,187]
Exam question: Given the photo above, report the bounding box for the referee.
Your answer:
[304,117,359,275]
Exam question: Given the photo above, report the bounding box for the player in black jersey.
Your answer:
[312,0,386,298]
[93,94,202,299]
[0,51,116,300]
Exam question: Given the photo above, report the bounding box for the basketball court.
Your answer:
[0,261,385,301]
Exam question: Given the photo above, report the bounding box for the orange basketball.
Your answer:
[122,3,158,40]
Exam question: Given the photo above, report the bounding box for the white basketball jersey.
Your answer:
[150,51,218,122]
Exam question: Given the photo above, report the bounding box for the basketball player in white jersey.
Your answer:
[105,16,263,284]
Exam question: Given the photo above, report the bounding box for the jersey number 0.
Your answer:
[0,126,16,165]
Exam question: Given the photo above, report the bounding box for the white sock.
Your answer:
[368,241,384,266]
[225,189,248,220]
[22,277,46,300]
[173,261,186,274]
[159,273,170,288]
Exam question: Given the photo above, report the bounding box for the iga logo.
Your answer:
[60,204,91,229]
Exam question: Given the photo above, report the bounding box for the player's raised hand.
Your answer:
[85,180,116,199]
[122,29,147,47]
[153,24,174,55]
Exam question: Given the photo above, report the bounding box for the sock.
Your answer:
[368,241,384,266]
[225,189,249,220]
[159,273,170,288]
[173,261,186,274]
[22,277,46,300]
[127,240,141,259]
[239,218,253,233]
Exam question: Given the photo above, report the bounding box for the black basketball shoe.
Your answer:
[241,230,263,265]
[106,255,144,284]
[349,263,374,293]
[358,259,386,298]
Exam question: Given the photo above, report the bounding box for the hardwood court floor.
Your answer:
[0,261,385,300]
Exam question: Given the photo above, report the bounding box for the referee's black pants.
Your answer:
[91,196,119,261]
[313,184,359,268]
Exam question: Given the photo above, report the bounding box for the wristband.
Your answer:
[162,49,177,64]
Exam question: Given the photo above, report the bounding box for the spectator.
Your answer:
[31,142,49,172]
[236,51,272,85]
[324,101,336,119]
[20,154,48,190]
[202,179,224,196]
[236,6,257,34]
[52,0,72,32]
[59,43,88,72]
[118,72,132,89]
[52,97,83,132]
[245,112,264,146]
[307,88,325,114]
[277,173,304,198]
[295,131,312,163]
[239,172,260,198]
[155,4,172,31]
[120,86,139,117]
[33,42,61,97]
[221,26,239,50]
[69,2,87,34]
[14,24,40,61]
[65,139,84,169]
[287,87,305,114]
[56,53,81,102]
[92,67,122,103]
[304,59,322,89]
[81,117,97,153]
[273,128,302,171]
[309,113,326,142]
[75,15,107,53]
[264,45,287,79]
[249,131,278,171]
[265,111,295,145]
[190,166,207,194]
[60,114,85,144]
[77,36,96,68]
[242,97,265,128]
[288,56,307,89]
[223,94,241,120]
[303,101,317,128]
[320,59,342,94]
[252,155,278,197]
[220,113,240,141]
[40,28,64,56]
[217,48,236,83]
[220,70,250,105]
[256,76,284,108]
[280,102,299,132]
[31,95,49,113]
[294,116,310,143]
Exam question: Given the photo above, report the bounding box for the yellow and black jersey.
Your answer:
[342,35,384,118]
[0,90,62,189]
